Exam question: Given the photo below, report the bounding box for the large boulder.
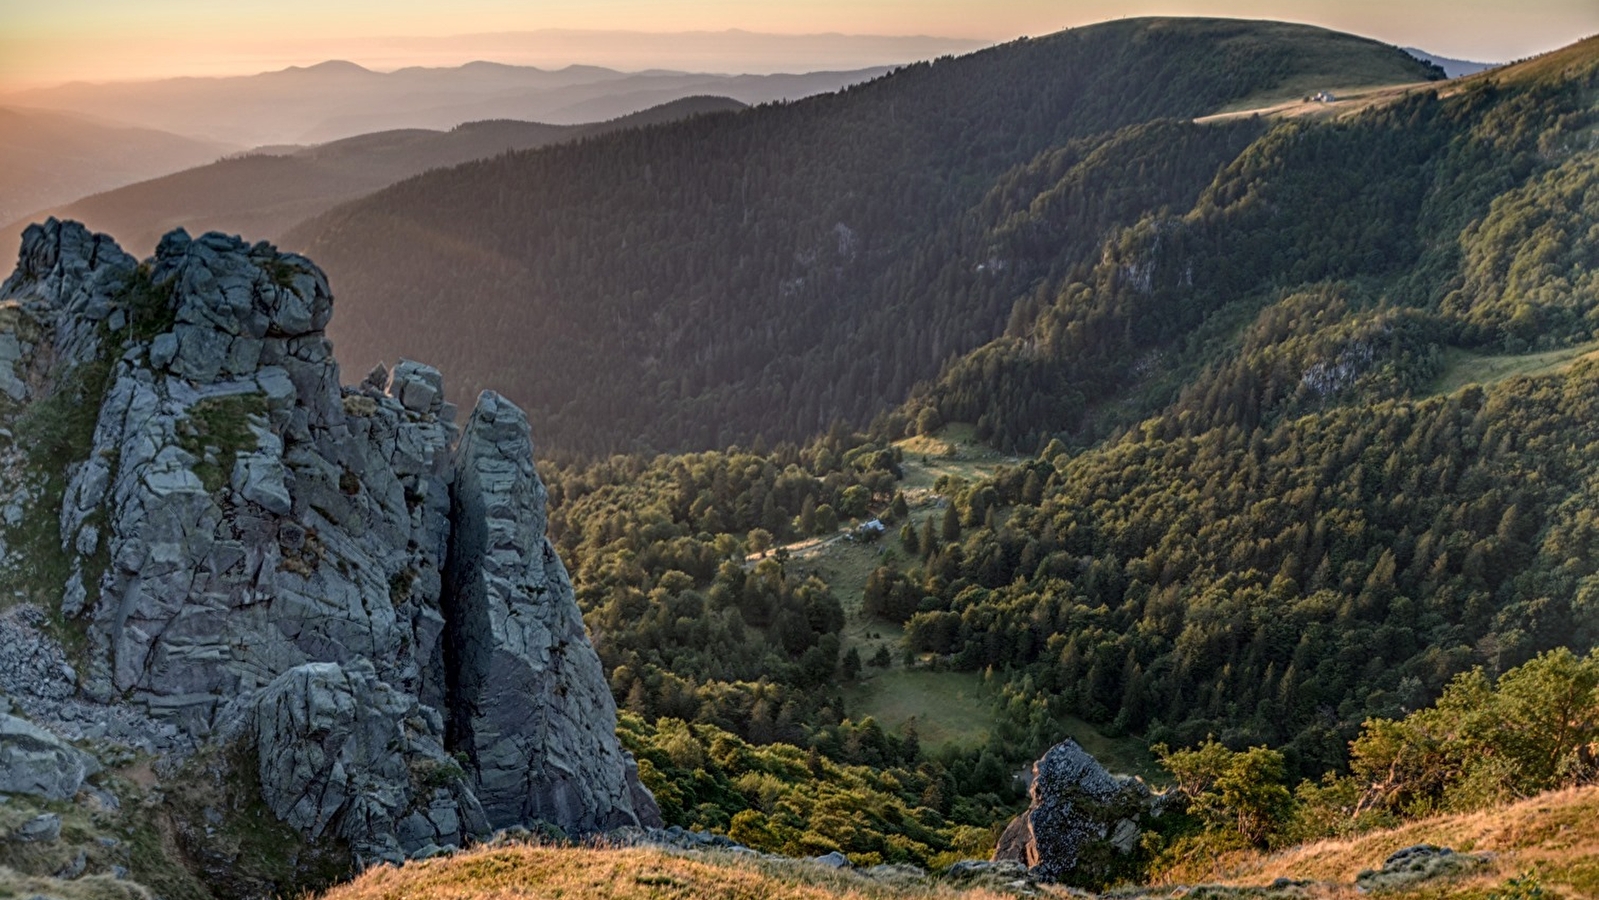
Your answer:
[992,738,1157,884]
[0,713,100,800]
[252,660,487,864]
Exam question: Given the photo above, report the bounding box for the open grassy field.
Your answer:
[843,669,996,750]
[1197,81,1429,125]
[1428,341,1599,396]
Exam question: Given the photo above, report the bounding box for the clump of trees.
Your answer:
[1148,648,1599,873]
[619,714,1010,868]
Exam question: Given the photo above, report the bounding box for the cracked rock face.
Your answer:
[993,739,1154,883]
[445,393,661,832]
[0,219,658,871]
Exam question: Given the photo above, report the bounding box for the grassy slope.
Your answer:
[317,845,1016,900]
[1429,340,1599,396]
[316,788,1599,899]
[1183,786,1599,899]
[1199,19,1443,113]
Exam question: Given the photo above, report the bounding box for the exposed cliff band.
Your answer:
[0,219,660,871]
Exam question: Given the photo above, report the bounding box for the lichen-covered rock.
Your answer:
[0,219,658,886]
[992,738,1157,884]
[0,712,100,800]
[14,812,64,843]
[444,392,661,832]
[1354,845,1489,892]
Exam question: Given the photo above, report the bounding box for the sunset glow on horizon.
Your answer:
[3,0,1597,91]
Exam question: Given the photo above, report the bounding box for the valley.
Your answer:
[1,11,1598,900]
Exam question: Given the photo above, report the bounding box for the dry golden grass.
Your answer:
[317,789,1599,899]
[1163,787,1599,899]
[316,845,1023,900]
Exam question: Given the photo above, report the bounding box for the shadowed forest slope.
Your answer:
[288,18,1442,457]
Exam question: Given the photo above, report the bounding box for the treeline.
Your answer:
[619,714,1015,868]
[1148,647,1599,877]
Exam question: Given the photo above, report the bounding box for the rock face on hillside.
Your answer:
[0,219,659,888]
[993,739,1158,884]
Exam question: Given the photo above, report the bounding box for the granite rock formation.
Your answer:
[0,219,659,885]
[993,738,1158,884]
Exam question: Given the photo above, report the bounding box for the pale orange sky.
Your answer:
[3,0,1596,90]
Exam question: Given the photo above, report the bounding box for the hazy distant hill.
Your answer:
[1,96,746,257]
[4,61,884,147]
[287,17,1443,457]
[0,107,233,228]
[1403,47,1498,77]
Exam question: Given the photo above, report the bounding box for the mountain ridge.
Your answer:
[0,95,747,257]
[284,16,1445,458]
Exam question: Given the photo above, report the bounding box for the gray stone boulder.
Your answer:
[992,738,1155,884]
[389,360,445,415]
[1355,845,1489,892]
[253,659,487,864]
[0,713,100,800]
[15,811,63,842]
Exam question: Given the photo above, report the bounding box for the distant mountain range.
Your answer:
[2,60,889,147]
[0,96,746,257]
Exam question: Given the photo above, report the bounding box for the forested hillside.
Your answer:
[915,38,1599,451]
[290,18,1441,457]
[485,29,1599,879]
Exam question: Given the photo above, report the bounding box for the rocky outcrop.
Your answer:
[0,712,100,801]
[1354,845,1489,892]
[251,659,489,863]
[993,739,1158,884]
[0,219,657,884]
[444,393,659,832]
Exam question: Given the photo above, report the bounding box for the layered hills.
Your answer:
[0,107,233,227]
[1,96,746,258]
[3,60,885,147]
[287,17,1446,457]
[5,16,1599,900]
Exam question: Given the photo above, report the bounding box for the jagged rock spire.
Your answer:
[0,220,657,877]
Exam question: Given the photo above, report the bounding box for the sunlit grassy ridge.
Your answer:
[316,845,1015,900]
[1428,341,1599,396]
[1165,786,1599,898]
[316,787,1599,899]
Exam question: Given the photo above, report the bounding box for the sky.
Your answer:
[2,0,1596,90]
